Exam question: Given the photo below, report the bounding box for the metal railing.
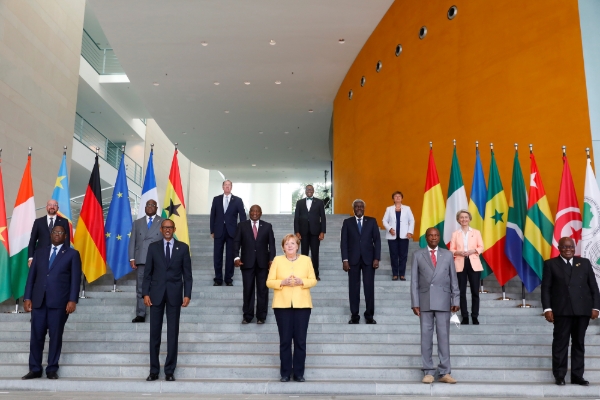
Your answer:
[70,186,141,226]
[74,113,143,186]
[81,29,125,75]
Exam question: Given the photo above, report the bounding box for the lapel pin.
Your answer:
[576,263,580,267]
[176,247,179,250]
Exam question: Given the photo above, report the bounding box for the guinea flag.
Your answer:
[419,147,446,248]
[74,154,106,282]
[8,154,35,300]
[161,148,189,246]
[0,156,11,303]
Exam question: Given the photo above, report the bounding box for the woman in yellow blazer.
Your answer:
[267,233,317,382]
[449,209,484,325]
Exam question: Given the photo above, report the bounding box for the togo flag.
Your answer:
[162,148,189,246]
[443,146,468,247]
[419,147,446,248]
[138,147,159,219]
[582,158,600,287]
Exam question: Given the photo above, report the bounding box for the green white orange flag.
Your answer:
[161,148,189,246]
[482,148,517,286]
[419,146,446,248]
[8,154,35,299]
[0,155,11,303]
[443,146,468,247]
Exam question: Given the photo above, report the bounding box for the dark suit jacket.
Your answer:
[24,245,81,309]
[340,215,381,265]
[210,194,247,238]
[142,239,193,307]
[294,198,327,236]
[541,256,600,316]
[233,219,276,269]
[28,215,70,258]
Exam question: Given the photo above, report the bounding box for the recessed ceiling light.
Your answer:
[308,109,314,113]
[153,82,159,86]
[339,39,345,43]
[182,132,187,135]
[275,80,281,85]
[224,110,229,113]
[259,131,263,134]
[201,41,208,46]
[264,147,268,149]
[270,40,276,45]
[288,147,292,149]
[252,164,256,167]
[213,81,220,85]
[284,131,289,134]
[244,81,251,85]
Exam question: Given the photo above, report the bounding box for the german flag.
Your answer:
[74,154,106,282]
[161,148,189,246]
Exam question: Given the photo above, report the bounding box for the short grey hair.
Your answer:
[352,199,365,208]
[456,209,472,222]
[222,179,232,186]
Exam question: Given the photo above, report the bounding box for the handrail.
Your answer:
[81,29,124,75]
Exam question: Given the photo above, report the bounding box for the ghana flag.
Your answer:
[419,147,446,248]
[161,148,189,246]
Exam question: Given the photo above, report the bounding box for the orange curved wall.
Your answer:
[333,0,592,236]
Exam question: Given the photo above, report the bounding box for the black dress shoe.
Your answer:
[146,373,159,381]
[257,319,265,324]
[472,317,479,325]
[316,277,321,281]
[213,282,222,286]
[132,316,145,323]
[555,378,566,386]
[571,376,589,386]
[226,282,233,286]
[293,376,305,382]
[280,376,290,382]
[461,317,469,325]
[165,374,175,381]
[392,276,398,281]
[21,371,42,380]
[400,276,406,281]
[46,371,59,379]
[242,319,250,324]
[348,319,360,324]
[366,319,377,324]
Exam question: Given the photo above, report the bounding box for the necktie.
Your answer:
[357,218,362,234]
[165,242,171,265]
[49,246,58,269]
[430,249,437,267]
[225,195,230,212]
[253,222,258,239]
[147,217,153,229]
[48,217,54,232]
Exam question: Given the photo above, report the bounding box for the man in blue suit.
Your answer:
[22,225,81,380]
[341,199,381,324]
[210,180,247,286]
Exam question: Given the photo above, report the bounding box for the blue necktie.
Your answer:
[165,242,171,265]
[357,218,362,234]
[147,217,153,229]
[49,247,58,269]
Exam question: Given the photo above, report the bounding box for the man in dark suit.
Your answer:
[128,199,163,322]
[340,199,381,324]
[22,225,81,380]
[210,179,247,286]
[294,184,326,280]
[143,219,192,382]
[542,237,600,386]
[234,204,276,324]
[27,199,70,267]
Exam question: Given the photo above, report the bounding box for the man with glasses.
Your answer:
[27,200,70,267]
[22,225,81,380]
[128,200,163,322]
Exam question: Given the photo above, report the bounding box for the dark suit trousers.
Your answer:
[149,294,181,375]
[552,315,590,379]
[274,308,311,378]
[214,230,235,284]
[457,257,480,318]
[241,262,269,321]
[135,264,146,317]
[348,258,375,320]
[300,232,320,278]
[388,238,409,277]
[29,297,69,373]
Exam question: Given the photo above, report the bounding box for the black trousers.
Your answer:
[241,263,269,321]
[214,230,235,284]
[29,297,69,373]
[388,238,409,277]
[149,294,182,375]
[300,232,320,278]
[348,258,375,320]
[552,315,590,380]
[457,257,480,318]
[274,308,311,378]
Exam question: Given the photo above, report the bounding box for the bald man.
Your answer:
[28,200,70,267]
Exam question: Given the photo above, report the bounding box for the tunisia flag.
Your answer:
[551,155,582,256]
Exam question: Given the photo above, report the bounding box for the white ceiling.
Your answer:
[87,0,394,182]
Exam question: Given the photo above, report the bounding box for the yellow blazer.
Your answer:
[266,255,317,308]
[448,228,484,272]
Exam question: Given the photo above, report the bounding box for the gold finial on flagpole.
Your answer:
[429,141,433,150]
[475,141,479,149]
[529,144,533,154]
[562,145,566,157]
[586,147,590,159]
[490,143,494,152]
[453,139,456,148]
[514,143,518,151]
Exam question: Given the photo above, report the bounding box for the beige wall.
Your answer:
[0,0,84,217]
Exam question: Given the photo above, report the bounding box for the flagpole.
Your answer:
[108,146,127,294]
[79,146,100,299]
[475,140,489,294]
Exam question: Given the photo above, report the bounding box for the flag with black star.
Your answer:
[161,149,190,247]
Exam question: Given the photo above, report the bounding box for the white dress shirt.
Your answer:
[428,246,439,263]
[223,194,231,212]
[462,228,471,250]
[342,216,364,262]
[306,198,313,211]
[29,215,61,262]
[49,243,64,259]
[163,238,174,257]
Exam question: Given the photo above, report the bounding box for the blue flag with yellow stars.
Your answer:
[105,154,133,280]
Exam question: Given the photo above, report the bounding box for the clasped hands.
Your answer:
[143,295,191,308]
[457,249,476,257]
[280,275,303,287]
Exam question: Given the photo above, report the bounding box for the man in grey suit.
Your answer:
[411,227,460,384]
[128,199,164,322]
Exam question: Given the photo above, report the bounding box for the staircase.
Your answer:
[0,214,599,397]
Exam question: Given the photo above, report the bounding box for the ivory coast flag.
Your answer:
[419,148,446,248]
[74,155,106,282]
[0,157,11,303]
[443,147,468,247]
[161,149,189,246]
[482,149,517,286]
[9,155,35,299]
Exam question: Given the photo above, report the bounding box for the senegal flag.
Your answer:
[0,157,11,303]
[161,149,189,246]
[419,147,446,248]
[482,149,517,286]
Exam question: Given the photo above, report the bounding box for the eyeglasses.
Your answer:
[145,204,158,208]
[559,245,575,250]
[51,231,65,235]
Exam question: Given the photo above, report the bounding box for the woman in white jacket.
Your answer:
[382,191,414,281]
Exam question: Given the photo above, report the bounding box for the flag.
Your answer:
[419,148,446,248]
[138,148,159,219]
[443,147,468,247]
[0,157,11,303]
[482,149,517,286]
[52,153,73,245]
[468,147,493,279]
[161,149,189,246]
[74,154,106,282]
[523,153,554,281]
[551,155,582,257]
[505,149,540,292]
[105,155,133,281]
[8,155,35,299]
[582,158,600,286]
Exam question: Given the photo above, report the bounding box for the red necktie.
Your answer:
[253,222,258,239]
[430,249,437,267]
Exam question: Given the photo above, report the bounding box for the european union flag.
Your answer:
[105,155,133,280]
